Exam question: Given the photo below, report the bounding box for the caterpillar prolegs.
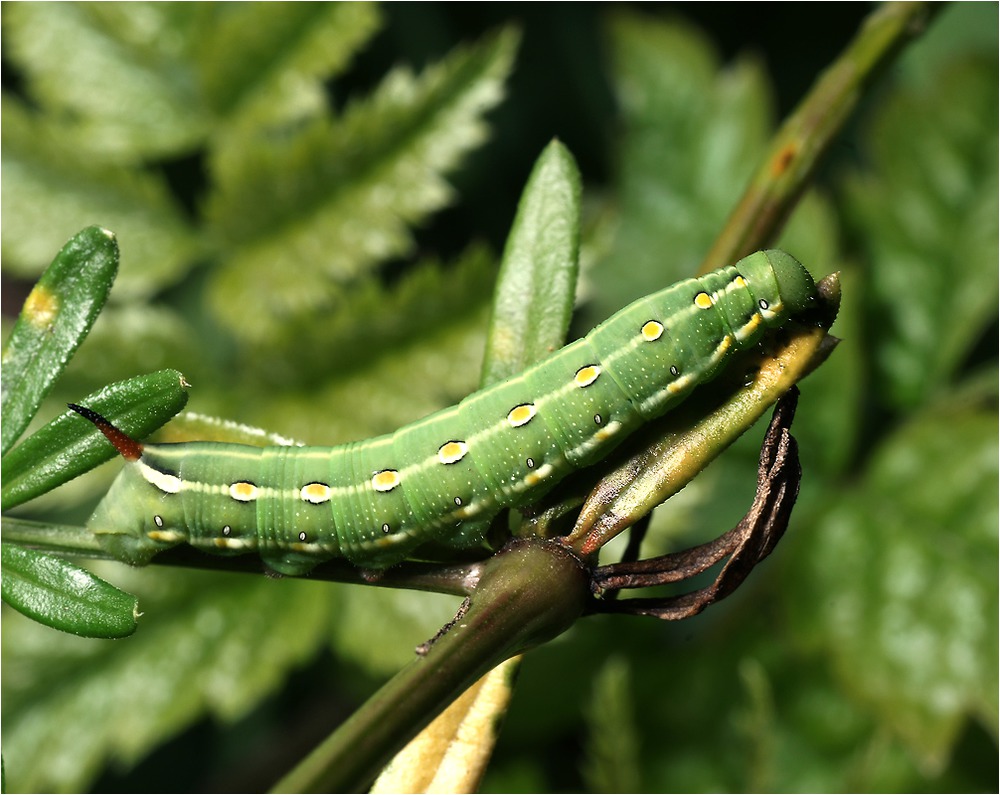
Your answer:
[73,250,818,575]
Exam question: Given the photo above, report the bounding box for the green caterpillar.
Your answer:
[72,250,817,575]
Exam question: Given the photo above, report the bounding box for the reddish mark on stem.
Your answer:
[771,143,797,177]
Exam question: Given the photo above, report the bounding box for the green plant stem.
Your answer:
[270,538,589,794]
[700,1,940,272]
[1,516,480,594]
[1,517,107,557]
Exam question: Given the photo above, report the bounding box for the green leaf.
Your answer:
[56,304,206,396]
[0,567,331,792]
[1,544,137,638]
[844,56,998,410]
[231,242,497,383]
[1,226,118,455]
[1,369,189,510]
[204,28,519,342]
[1,98,200,298]
[1,3,207,158]
[582,656,641,793]
[214,246,498,445]
[788,408,998,771]
[587,13,774,321]
[480,139,582,385]
[195,3,382,131]
[330,587,465,677]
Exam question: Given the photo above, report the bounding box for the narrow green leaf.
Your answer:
[1,369,189,510]
[480,140,582,386]
[204,28,520,342]
[1,544,137,638]
[370,140,581,793]
[1,226,118,455]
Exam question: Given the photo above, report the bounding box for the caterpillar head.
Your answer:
[757,249,818,320]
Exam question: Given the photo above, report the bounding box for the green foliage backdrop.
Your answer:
[2,3,996,792]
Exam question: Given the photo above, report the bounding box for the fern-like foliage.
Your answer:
[204,28,519,342]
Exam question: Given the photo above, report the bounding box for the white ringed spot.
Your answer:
[694,291,714,310]
[300,482,332,504]
[438,440,468,465]
[641,320,664,341]
[229,481,258,502]
[574,365,601,388]
[507,403,536,427]
[372,469,401,492]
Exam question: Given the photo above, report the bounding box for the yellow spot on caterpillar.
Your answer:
[706,336,734,370]
[372,469,401,492]
[300,482,331,504]
[694,292,714,309]
[23,285,59,330]
[574,365,601,387]
[507,404,536,428]
[229,481,258,502]
[594,420,623,441]
[212,536,255,551]
[454,502,484,520]
[524,462,555,487]
[735,313,762,341]
[438,440,468,465]
[147,529,185,543]
[734,275,748,288]
[641,321,663,341]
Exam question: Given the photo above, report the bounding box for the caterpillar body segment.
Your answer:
[78,250,818,574]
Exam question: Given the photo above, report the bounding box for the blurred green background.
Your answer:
[2,3,996,792]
